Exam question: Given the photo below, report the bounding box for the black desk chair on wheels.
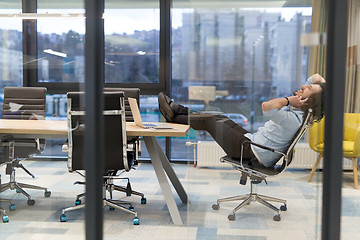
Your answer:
[61,88,145,205]
[212,109,314,221]
[0,175,12,223]
[0,87,51,211]
[60,91,144,225]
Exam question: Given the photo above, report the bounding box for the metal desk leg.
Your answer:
[143,136,184,225]
[153,138,188,203]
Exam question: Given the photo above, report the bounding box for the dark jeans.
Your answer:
[175,113,256,160]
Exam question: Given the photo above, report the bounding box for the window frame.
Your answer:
[24,0,171,96]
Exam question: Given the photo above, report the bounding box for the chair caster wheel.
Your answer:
[141,197,147,204]
[228,214,236,221]
[109,207,115,211]
[280,205,287,211]
[27,199,35,206]
[273,214,281,221]
[129,206,134,211]
[75,199,81,206]
[44,191,51,197]
[133,217,139,225]
[212,204,220,210]
[2,215,9,223]
[9,204,16,211]
[60,214,67,222]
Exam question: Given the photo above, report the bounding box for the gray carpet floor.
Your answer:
[1,161,359,240]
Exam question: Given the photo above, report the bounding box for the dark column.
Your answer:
[322,0,348,239]
[84,0,104,240]
[22,0,37,86]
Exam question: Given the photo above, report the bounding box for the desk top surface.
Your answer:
[0,119,190,138]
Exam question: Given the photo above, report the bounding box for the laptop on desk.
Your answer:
[128,97,173,129]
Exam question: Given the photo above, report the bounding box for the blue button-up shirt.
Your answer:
[244,76,314,167]
[245,107,303,167]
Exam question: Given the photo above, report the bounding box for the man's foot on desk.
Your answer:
[158,92,175,122]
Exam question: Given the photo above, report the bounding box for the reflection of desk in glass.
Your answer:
[0,120,190,225]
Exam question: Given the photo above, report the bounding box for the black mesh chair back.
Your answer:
[0,87,50,206]
[103,88,140,122]
[1,87,47,159]
[2,87,46,120]
[103,88,141,164]
[66,91,130,172]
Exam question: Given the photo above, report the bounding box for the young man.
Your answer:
[159,74,326,167]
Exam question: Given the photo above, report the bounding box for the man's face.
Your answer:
[293,84,322,98]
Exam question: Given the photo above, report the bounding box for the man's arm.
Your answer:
[262,95,307,111]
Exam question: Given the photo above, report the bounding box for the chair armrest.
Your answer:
[240,141,286,168]
[241,141,286,155]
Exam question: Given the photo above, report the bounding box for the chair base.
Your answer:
[1,181,51,205]
[74,183,147,206]
[212,181,287,221]
[60,180,145,225]
[60,197,139,225]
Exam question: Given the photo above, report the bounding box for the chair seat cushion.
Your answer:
[315,141,356,157]
[221,156,284,176]
[343,141,356,156]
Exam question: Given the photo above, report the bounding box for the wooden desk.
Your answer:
[0,119,190,225]
[0,119,67,139]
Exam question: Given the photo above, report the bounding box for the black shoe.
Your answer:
[158,93,175,122]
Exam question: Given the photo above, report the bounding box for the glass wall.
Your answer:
[104,4,160,84]
[0,0,356,239]
[0,7,23,93]
[171,3,312,160]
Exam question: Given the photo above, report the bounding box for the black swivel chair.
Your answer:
[0,87,51,208]
[61,88,144,204]
[60,91,143,225]
[0,176,12,223]
[104,88,141,166]
[212,109,314,221]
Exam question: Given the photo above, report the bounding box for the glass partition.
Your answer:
[170,1,328,239]
[104,3,160,84]
[0,0,357,239]
[0,8,23,91]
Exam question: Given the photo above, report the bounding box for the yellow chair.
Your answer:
[307,113,360,189]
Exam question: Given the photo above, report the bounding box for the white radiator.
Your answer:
[196,141,228,167]
[195,141,353,169]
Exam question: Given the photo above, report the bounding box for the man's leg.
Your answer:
[188,114,255,159]
[158,93,255,160]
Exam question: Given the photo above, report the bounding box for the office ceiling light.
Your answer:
[0,13,85,19]
[44,49,67,58]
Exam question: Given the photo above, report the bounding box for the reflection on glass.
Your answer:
[170,5,312,161]
[104,8,160,83]
[37,9,85,83]
[171,6,312,142]
[0,17,23,90]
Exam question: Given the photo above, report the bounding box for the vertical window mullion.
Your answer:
[22,0,37,87]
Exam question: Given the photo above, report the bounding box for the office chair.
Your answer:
[307,113,360,189]
[60,91,144,225]
[0,87,51,208]
[0,175,11,223]
[212,110,314,221]
[104,88,141,166]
